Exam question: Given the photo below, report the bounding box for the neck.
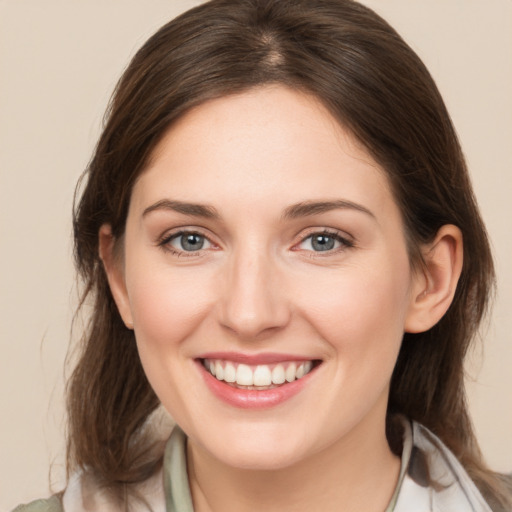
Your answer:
[186,412,401,512]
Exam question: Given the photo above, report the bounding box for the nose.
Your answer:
[217,248,291,340]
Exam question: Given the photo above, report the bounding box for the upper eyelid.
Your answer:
[295,227,353,243]
[158,226,215,243]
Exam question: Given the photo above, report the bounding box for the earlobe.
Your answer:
[404,225,463,333]
[98,224,134,330]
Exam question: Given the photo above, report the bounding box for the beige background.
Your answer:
[1,1,510,509]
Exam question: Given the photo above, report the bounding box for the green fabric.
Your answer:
[164,426,195,512]
[11,495,63,512]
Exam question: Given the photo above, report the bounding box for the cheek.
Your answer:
[124,263,217,422]
[296,258,412,362]
[125,262,214,350]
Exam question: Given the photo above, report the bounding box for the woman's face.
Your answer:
[113,86,422,470]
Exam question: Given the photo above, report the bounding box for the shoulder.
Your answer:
[11,496,63,512]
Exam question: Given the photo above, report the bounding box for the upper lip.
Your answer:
[197,351,319,365]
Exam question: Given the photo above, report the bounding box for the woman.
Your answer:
[13,0,511,510]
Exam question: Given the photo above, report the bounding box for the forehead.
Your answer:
[131,86,395,219]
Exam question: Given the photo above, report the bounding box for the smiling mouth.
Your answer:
[200,358,321,390]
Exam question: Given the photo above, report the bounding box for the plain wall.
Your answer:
[1,1,510,509]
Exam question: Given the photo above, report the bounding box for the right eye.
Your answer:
[161,231,214,254]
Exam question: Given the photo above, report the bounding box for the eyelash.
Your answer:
[157,228,354,257]
[294,229,354,256]
[157,230,215,258]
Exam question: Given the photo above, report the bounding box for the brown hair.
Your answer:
[69,0,510,508]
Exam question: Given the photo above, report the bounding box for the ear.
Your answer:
[405,225,463,333]
[98,224,134,329]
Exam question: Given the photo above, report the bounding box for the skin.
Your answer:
[101,85,463,511]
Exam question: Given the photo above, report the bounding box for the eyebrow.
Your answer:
[282,200,375,220]
[142,198,375,221]
[142,199,220,219]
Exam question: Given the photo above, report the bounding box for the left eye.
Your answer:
[168,232,212,252]
[299,233,344,252]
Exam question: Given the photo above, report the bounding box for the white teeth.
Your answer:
[271,364,286,384]
[285,362,296,382]
[205,359,316,387]
[224,362,236,383]
[236,364,254,386]
[253,365,272,386]
[215,361,224,381]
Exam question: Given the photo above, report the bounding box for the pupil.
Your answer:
[182,234,204,251]
[312,235,334,251]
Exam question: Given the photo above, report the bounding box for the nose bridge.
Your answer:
[218,242,289,338]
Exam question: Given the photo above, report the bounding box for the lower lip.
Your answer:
[197,360,318,409]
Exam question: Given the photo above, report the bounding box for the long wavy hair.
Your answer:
[68,0,510,508]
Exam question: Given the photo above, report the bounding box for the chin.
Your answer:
[218,445,306,471]
[200,425,313,471]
